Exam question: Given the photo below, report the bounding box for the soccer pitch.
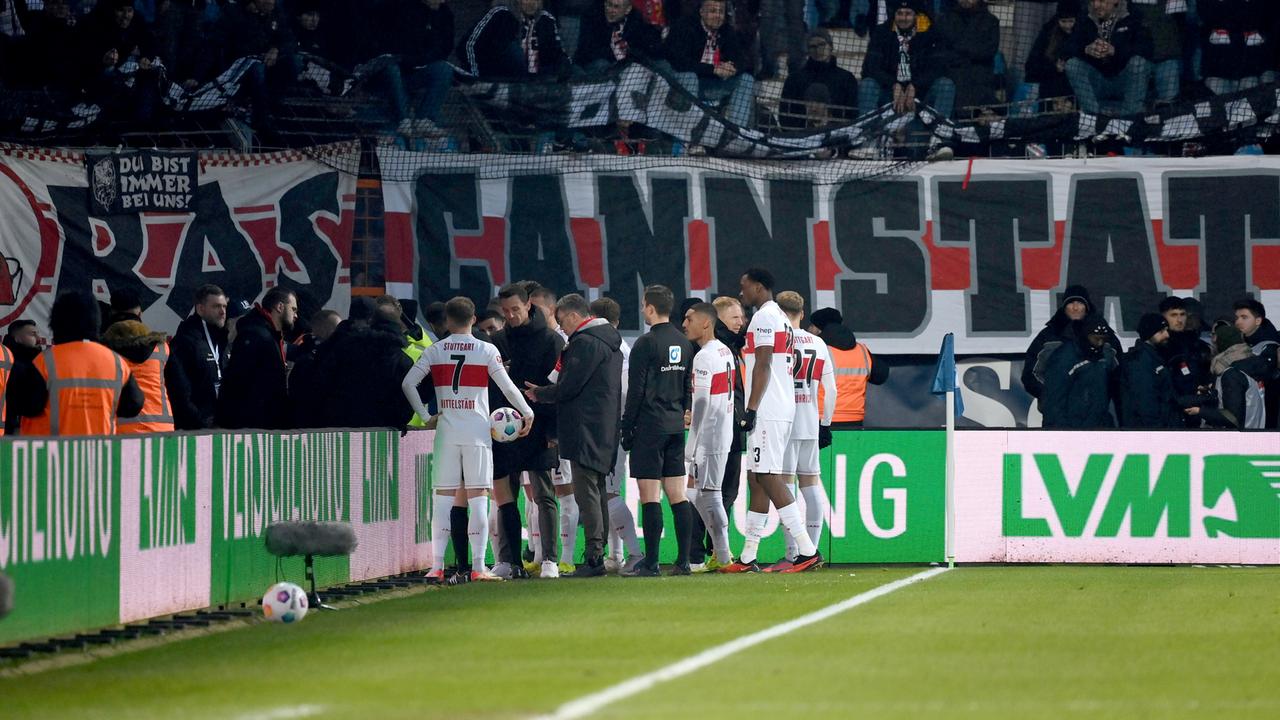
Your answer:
[3,566,1278,719]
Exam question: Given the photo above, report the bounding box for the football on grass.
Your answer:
[490,407,523,443]
[262,582,309,624]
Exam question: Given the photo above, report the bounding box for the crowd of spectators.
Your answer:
[1,0,1279,144]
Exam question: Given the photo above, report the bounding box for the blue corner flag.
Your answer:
[930,333,964,417]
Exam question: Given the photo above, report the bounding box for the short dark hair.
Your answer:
[1233,298,1266,319]
[110,287,142,313]
[425,301,447,324]
[743,267,774,291]
[8,318,35,334]
[643,285,675,317]
[194,284,225,305]
[1158,296,1186,313]
[516,280,542,297]
[530,286,557,305]
[497,283,529,303]
[375,294,403,313]
[445,296,475,325]
[478,308,504,324]
[261,287,295,313]
[311,309,341,327]
[688,302,718,323]
[556,293,591,318]
[590,297,621,324]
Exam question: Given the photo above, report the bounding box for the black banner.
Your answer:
[87,150,198,215]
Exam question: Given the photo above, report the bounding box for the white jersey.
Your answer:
[403,334,532,446]
[743,300,795,422]
[790,328,836,440]
[689,339,736,455]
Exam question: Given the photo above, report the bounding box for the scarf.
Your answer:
[895,29,914,83]
[1210,343,1254,376]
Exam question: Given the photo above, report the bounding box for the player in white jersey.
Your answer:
[682,302,735,568]
[402,297,533,583]
[771,292,835,572]
[591,297,644,573]
[722,269,823,573]
[530,286,579,575]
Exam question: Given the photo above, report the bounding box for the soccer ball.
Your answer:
[490,407,523,443]
[261,582,309,624]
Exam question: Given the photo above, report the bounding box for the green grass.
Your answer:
[3,566,1278,719]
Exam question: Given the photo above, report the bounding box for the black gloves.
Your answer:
[818,425,833,449]
[740,408,757,433]
[620,427,635,452]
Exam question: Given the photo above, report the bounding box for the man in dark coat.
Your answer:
[166,284,230,430]
[526,293,622,578]
[1120,313,1182,428]
[371,0,456,133]
[1021,284,1122,400]
[1062,0,1152,115]
[457,0,568,79]
[311,307,415,429]
[1038,314,1119,428]
[216,288,296,430]
[1025,2,1078,100]
[1157,296,1212,428]
[1233,298,1279,428]
[779,28,858,129]
[858,0,956,119]
[574,0,663,72]
[664,0,756,127]
[932,0,1001,112]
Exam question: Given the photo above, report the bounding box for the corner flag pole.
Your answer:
[930,333,960,570]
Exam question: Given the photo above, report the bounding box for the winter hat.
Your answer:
[349,296,376,323]
[807,28,833,46]
[1137,313,1167,341]
[1059,284,1092,312]
[1081,313,1109,337]
[809,307,843,330]
[1213,322,1243,350]
[1055,0,1079,19]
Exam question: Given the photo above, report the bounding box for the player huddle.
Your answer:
[402,267,835,581]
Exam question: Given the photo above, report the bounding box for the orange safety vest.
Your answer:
[118,340,174,434]
[21,341,131,437]
[0,344,11,437]
[829,343,872,423]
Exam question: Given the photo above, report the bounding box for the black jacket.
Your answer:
[218,2,295,63]
[1021,286,1122,399]
[932,0,1000,110]
[664,16,750,76]
[532,318,623,474]
[1025,16,1073,98]
[622,321,692,438]
[1119,340,1182,428]
[1064,3,1152,78]
[166,313,229,430]
[2,337,40,434]
[861,22,947,94]
[780,56,859,129]
[311,319,415,429]
[1040,334,1118,429]
[216,307,290,430]
[574,7,662,67]
[714,318,746,450]
[492,310,564,463]
[1198,0,1271,81]
[457,6,567,78]
[374,0,454,68]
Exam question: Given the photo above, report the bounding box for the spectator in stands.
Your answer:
[1009,1,1074,88]
[933,0,1002,113]
[1024,1,1079,101]
[1198,0,1271,96]
[3,319,40,435]
[1119,313,1182,428]
[1063,0,1153,116]
[1129,0,1185,106]
[1233,298,1279,428]
[779,28,858,129]
[1039,314,1119,428]
[574,0,663,73]
[373,0,456,138]
[666,0,756,128]
[758,0,805,81]
[1157,296,1213,428]
[215,0,298,134]
[1186,322,1267,429]
[858,0,956,120]
[216,287,296,430]
[457,0,569,79]
[79,0,164,124]
[18,0,79,91]
[167,284,229,431]
[1021,284,1121,401]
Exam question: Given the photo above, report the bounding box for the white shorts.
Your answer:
[606,446,628,494]
[553,457,573,486]
[784,438,820,476]
[747,420,792,475]
[690,452,728,491]
[434,444,494,490]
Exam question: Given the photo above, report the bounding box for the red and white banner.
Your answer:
[0,143,358,335]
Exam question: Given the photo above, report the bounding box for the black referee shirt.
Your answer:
[622,321,693,436]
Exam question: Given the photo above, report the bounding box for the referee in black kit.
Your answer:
[620,285,695,576]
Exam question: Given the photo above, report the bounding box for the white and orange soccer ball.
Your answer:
[490,407,523,443]
[261,582,309,624]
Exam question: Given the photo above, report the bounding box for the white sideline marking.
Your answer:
[233,705,326,720]
[537,567,951,720]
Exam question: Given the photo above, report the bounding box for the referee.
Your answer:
[620,285,695,576]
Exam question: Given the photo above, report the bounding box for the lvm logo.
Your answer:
[1003,454,1280,539]
[361,432,399,524]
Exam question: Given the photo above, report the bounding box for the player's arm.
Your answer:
[400,353,434,426]
[489,353,535,435]
[688,361,711,454]
[819,345,836,426]
[744,345,772,431]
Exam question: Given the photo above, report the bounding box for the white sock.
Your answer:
[739,510,769,564]
[528,501,542,564]
[467,497,489,572]
[695,490,731,564]
[800,484,829,549]
[431,494,452,571]
[777,501,817,557]
[488,499,501,557]
[559,494,579,564]
[608,496,642,557]
[784,482,799,561]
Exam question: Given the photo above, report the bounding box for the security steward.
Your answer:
[103,319,175,434]
[807,308,889,429]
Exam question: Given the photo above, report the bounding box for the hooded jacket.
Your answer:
[1021,285,1122,399]
[1038,316,1119,428]
[492,309,564,470]
[1064,0,1153,77]
[932,0,1000,109]
[817,321,891,385]
[166,313,229,430]
[714,318,746,449]
[1025,14,1074,98]
[1119,339,1182,428]
[1242,316,1279,427]
[216,306,290,430]
[532,317,623,474]
[310,318,415,429]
